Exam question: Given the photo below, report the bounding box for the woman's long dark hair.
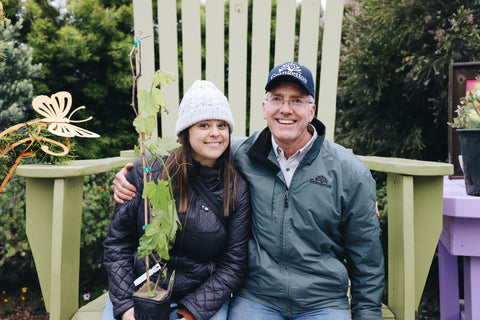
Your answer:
[162,129,237,217]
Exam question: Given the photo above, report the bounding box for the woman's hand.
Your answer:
[112,163,136,203]
[121,307,135,320]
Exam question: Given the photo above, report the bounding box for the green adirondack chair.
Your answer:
[15,1,453,319]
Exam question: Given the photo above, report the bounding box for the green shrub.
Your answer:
[337,0,480,161]
[79,170,117,289]
[0,170,118,290]
[0,176,32,286]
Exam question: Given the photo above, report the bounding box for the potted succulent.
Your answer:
[448,80,480,196]
[128,37,182,319]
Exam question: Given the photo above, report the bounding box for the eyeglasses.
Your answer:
[265,96,314,108]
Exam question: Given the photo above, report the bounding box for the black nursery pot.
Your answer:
[458,129,480,196]
[133,294,171,320]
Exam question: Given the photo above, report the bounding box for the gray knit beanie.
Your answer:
[175,80,234,136]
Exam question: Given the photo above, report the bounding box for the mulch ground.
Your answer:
[0,270,108,320]
[0,309,48,320]
[0,288,48,320]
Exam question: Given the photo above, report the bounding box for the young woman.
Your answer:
[103,80,251,320]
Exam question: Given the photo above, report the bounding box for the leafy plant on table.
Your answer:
[448,77,480,129]
[128,37,181,299]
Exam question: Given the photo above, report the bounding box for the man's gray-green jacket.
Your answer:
[231,118,384,320]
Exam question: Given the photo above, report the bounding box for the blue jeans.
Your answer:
[101,296,114,320]
[228,296,352,320]
[102,296,229,320]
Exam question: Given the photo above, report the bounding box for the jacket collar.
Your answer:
[247,118,326,172]
[191,159,222,181]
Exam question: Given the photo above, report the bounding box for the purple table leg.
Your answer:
[463,256,480,320]
[438,241,460,320]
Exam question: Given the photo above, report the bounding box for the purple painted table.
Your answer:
[439,177,480,320]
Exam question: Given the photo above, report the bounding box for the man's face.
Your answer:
[262,81,316,154]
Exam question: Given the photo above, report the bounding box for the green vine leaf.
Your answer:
[138,88,165,115]
[144,179,172,210]
[133,145,141,157]
[139,178,180,260]
[152,70,176,88]
[133,111,156,137]
[147,137,181,156]
[138,214,169,260]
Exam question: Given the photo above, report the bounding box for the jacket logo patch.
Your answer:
[310,175,332,188]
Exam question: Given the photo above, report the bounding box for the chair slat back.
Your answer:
[132,0,343,140]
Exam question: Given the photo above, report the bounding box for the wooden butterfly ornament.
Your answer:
[32,91,100,138]
[1,91,99,192]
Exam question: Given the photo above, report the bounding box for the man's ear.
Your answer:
[309,104,316,122]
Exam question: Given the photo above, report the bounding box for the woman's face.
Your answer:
[188,119,230,167]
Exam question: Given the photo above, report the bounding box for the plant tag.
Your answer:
[134,263,161,287]
[166,270,175,296]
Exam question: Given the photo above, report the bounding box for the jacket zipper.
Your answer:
[282,187,290,309]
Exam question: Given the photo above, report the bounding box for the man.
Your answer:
[113,62,385,319]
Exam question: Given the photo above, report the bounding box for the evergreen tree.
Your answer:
[337,0,480,160]
[0,18,41,131]
[26,0,137,158]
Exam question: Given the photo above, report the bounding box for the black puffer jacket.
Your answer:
[104,156,251,320]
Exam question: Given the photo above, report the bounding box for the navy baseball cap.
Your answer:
[265,61,315,97]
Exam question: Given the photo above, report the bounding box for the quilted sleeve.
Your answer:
[103,159,143,319]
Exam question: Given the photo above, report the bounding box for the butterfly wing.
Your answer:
[67,124,100,138]
[32,91,72,122]
[48,123,100,138]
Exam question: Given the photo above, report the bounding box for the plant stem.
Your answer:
[139,132,152,290]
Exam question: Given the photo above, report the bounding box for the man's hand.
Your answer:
[121,307,135,320]
[113,163,136,204]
